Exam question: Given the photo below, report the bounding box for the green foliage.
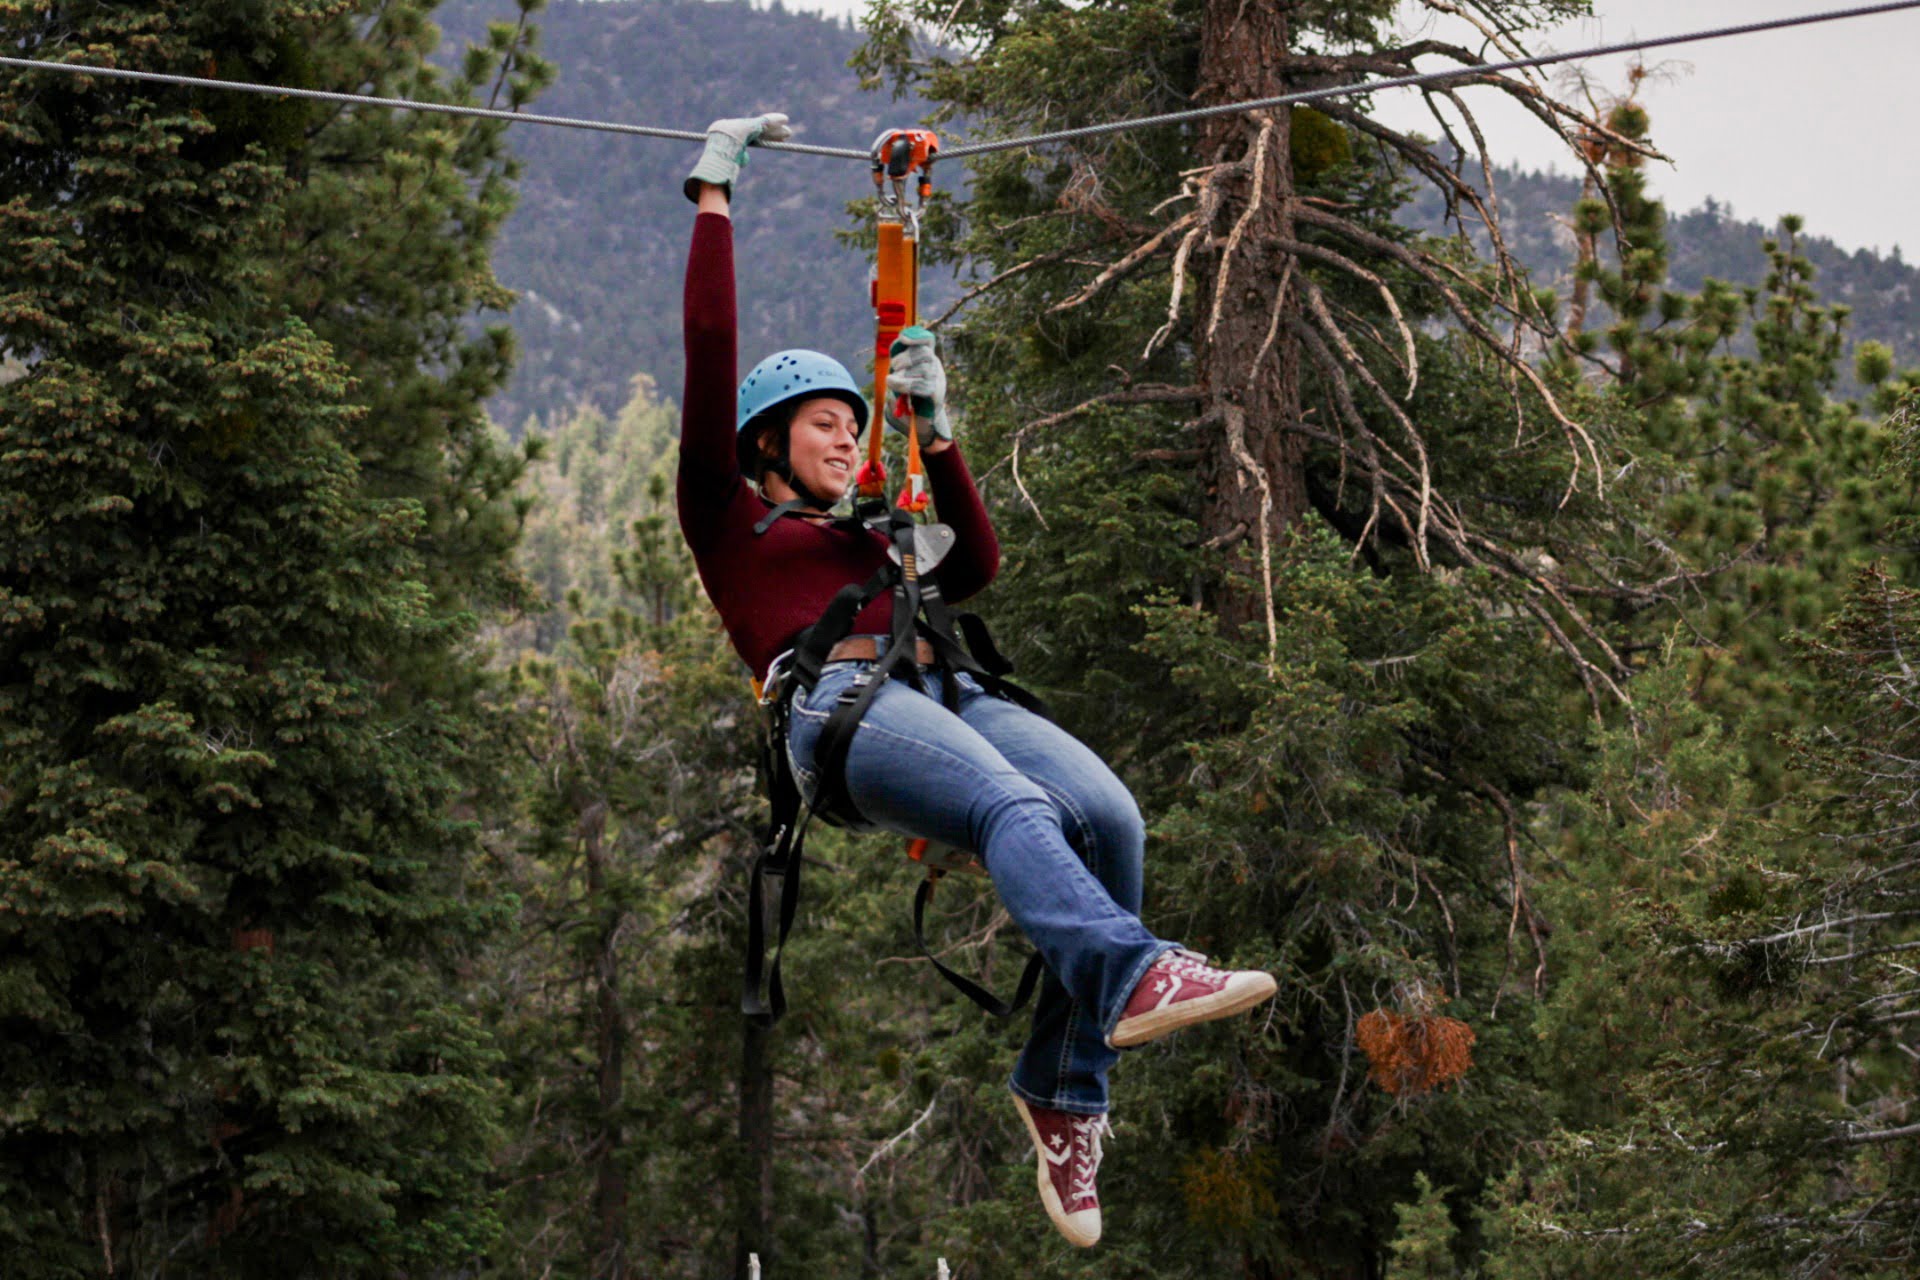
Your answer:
[485,465,760,1275]
[1485,604,1920,1275]
[1566,160,1920,793]
[1474,158,1920,1280]
[0,1,543,1270]
[1291,107,1353,183]
[507,374,684,651]
[846,1,1606,1273]
[1386,1173,1461,1280]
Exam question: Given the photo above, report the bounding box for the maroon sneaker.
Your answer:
[1012,1095,1111,1248]
[1108,948,1277,1049]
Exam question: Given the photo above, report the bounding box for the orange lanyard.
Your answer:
[858,129,939,512]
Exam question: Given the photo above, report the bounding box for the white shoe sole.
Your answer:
[1107,971,1278,1049]
[1012,1096,1102,1248]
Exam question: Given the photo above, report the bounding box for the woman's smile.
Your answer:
[784,396,862,502]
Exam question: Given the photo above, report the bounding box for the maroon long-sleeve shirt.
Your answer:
[677,212,999,681]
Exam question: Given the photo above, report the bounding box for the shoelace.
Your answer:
[1161,949,1223,985]
[1068,1113,1114,1205]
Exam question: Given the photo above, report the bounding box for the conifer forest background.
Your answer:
[5,0,1920,1276]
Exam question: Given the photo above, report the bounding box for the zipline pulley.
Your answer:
[861,127,939,509]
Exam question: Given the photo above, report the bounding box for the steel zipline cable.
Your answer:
[1,0,1918,164]
[939,0,1920,158]
[0,53,873,159]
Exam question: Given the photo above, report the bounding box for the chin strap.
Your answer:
[765,460,841,514]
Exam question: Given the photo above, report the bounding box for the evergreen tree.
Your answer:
[284,0,552,615]
[1560,126,1920,792]
[509,375,685,653]
[0,2,542,1270]
[848,1,1641,1273]
[1485,559,1920,1277]
[1468,131,1920,1273]
[488,464,759,1277]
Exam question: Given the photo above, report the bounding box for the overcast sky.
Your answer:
[769,0,1919,256]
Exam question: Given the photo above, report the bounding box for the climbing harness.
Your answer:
[740,504,1050,1026]
[741,129,1048,1028]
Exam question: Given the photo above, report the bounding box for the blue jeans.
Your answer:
[786,646,1174,1115]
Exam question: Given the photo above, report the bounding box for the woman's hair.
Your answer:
[755,423,788,483]
[738,412,790,487]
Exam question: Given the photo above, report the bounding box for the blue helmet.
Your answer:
[736,349,869,476]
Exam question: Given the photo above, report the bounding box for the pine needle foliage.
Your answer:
[1489,579,1920,1277]
[852,2,1620,1273]
[1560,143,1920,794]
[0,1,546,1270]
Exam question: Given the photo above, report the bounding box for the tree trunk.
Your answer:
[582,804,629,1279]
[1194,0,1308,632]
[734,1017,775,1280]
[1567,169,1598,342]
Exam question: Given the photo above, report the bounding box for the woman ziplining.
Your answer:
[674,112,1279,1249]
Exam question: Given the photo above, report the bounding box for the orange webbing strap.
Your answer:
[862,128,938,508]
[862,215,919,500]
[908,837,987,877]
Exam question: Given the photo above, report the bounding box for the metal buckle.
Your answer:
[760,648,797,707]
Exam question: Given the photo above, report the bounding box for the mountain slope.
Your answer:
[441,0,1920,428]
[1402,166,1920,367]
[439,0,921,430]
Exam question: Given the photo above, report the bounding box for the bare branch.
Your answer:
[1271,233,1417,395]
[1294,204,1604,505]
[1223,404,1279,673]
[929,244,1091,330]
[1046,213,1193,315]
[1010,432,1048,530]
[855,1094,941,1187]
[1207,113,1276,344]
[1298,273,1432,568]
[1830,1120,1920,1146]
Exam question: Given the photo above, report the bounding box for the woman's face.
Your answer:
[779,396,861,502]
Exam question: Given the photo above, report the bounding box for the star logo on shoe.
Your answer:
[1014,1096,1110,1247]
[1108,949,1280,1049]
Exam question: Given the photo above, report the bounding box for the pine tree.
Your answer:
[1565,136,1920,792]
[1484,556,1920,1277]
[849,2,1635,1273]
[490,463,758,1276]
[0,3,542,1270]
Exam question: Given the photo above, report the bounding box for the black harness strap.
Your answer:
[807,512,929,820]
[913,876,1048,1018]
[752,497,810,534]
[743,689,811,1026]
[743,498,1051,1025]
[790,565,893,695]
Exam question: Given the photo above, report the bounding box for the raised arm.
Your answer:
[677,197,741,538]
[676,114,791,551]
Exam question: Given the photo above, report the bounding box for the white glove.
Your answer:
[883,327,953,446]
[683,112,792,202]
